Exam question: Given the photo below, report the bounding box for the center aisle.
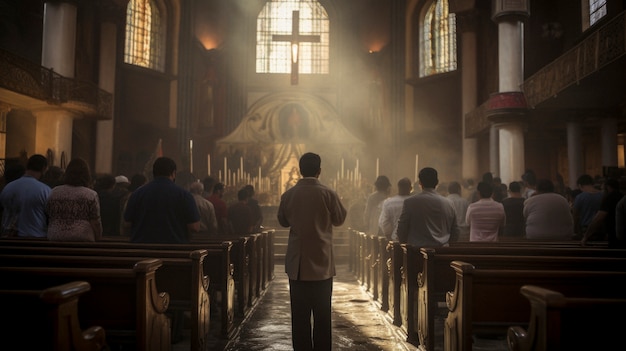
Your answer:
[224,264,418,351]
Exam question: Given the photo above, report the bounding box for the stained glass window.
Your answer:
[124,0,165,72]
[419,0,457,77]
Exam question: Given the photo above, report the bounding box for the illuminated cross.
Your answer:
[272,10,320,85]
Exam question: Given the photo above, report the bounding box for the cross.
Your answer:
[272,11,320,85]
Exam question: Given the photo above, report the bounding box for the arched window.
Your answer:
[582,0,607,30]
[419,0,457,77]
[124,0,165,72]
[256,0,329,75]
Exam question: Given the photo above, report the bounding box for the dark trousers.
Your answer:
[289,278,333,351]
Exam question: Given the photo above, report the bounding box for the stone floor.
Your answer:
[173,264,509,351]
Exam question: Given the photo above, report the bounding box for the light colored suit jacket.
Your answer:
[277,177,347,281]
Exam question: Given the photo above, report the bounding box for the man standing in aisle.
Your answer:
[277,152,347,351]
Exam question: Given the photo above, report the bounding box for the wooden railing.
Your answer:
[0,48,112,119]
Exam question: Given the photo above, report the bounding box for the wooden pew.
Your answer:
[387,240,403,326]
[398,243,626,349]
[507,285,626,351]
[0,250,210,351]
[0,281,108,351]
[413,247,626,351]
[444,261,626,351]
[0,259,171,351]
[0,242,234,341]
[376,236,390,311]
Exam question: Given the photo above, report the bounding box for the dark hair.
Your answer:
[522,170,537,185]
[448,181,462,195]
[374,175,391,190]
[508,181,521,193]
[419,167,438,188]
[397,177,412,194]
[481,172,493,183]
[299,152,321,177]
[153,157,176,177]
[63,158,92,187]
[237,188,249,201]
[243,184,255,196]
[213,182,225,193]
[95,174,116,191]
[26,154,47,173]
[536,179,555,193]
[128,173,147,192]
[605,178,620,191]
[477,181,494,198]
[203,176,216,193]
[577,174,594,186]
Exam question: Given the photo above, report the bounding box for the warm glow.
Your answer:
[291,43,299,63]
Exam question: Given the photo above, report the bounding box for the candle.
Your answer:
[341,158,344,179]
[189,139,193,173]
[415,154,419,182]
[218,170,222,182]
[356,158,359,173]
[224,157,227,179]
[240,157,244,174]
[207,154,211,176]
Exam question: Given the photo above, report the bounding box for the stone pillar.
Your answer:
[489,0,529,185]
[95,21,118,174]
[498,122,525,184]
[32,111,75,160]
[38,1,78,161]
[42,2,77,77]
[601,118,618,168]
[454,8,480,183]
[489,124,499,176]
[567,121,582,189]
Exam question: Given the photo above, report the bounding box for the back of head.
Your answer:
[448,181,462,195]
[577,174,594,186]
[243,184,254,196]
[605,178,620,191]
[418,167,438,189]
[299,152,321,177]
[481,172,493,183]
[238,188,249,201]
[189,181,204,195]
[153,157,177,178]
[536,179,555,193]
[397,177,412,195]
[374,175,391,191]
[64,158,92,187]
[213,182,225,194]
[522,170,537,186]
[129,173,147,191]
[95,174,116,191]
[477,181,494,198]
[508,181,521,193]
[203,176,216,193]
[26,154,47,173]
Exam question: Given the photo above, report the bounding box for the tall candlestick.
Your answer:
[189,139,193,173]
[341,158,344,179]
[224,157,227,180]
[207,154,211,176]
[415,154,419,182]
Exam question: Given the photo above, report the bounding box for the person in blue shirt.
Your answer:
[124,156,200,243]
[0,154,50,237]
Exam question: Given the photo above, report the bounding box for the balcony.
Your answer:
[0,48,112,119]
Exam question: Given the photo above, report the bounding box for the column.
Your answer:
[42,2,77,77]
[498,122,525,184]
[455,10,480,182]
[567,121,582,189]
[491,1,529,185]
[33,111,75,160]
[38,1,78,161]
[601,118,618,168]
[490,124,499,176]
[95,21,118,174]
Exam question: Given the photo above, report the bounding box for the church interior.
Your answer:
[1,0,625,205]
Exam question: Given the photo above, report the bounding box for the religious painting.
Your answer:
[278,103,309,141]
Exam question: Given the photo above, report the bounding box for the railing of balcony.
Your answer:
[523,11,625,108]
[0,49,112,119]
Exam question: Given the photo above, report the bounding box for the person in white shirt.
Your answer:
[466,181,506,242]
[378,177,412,241]
[446,181,470,238]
